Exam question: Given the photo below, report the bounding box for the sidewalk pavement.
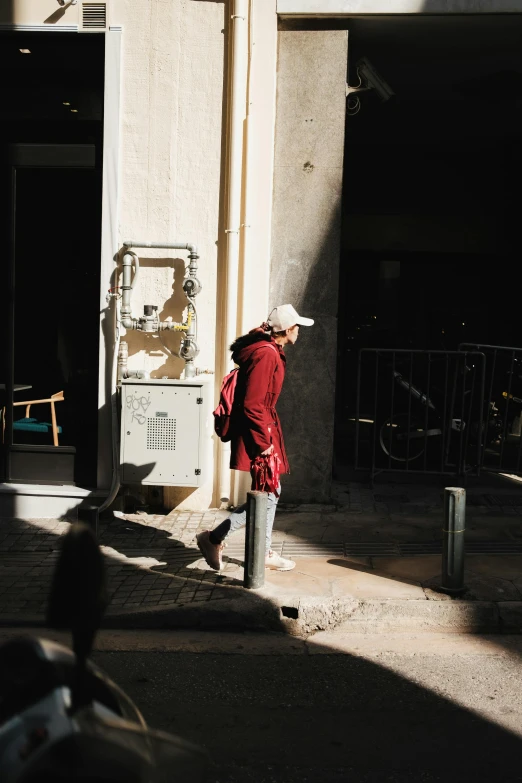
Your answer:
[1,482,522,635]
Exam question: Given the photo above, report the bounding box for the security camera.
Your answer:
[357,58,394,102]
[346,57,395,103]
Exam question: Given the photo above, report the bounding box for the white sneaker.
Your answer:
[265,550,296,571]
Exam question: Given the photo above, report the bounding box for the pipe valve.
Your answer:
[138,305,159,333]
[180,338,199,361]
[183,277,202,297]
[120,242,201,377]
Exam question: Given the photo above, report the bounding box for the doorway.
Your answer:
[335,14,522,474]
[0,32,105,487]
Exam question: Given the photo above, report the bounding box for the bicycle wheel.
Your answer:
[379,413,429,463]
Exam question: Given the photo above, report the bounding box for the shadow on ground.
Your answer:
[93,632,522,783]
[1,504,522,780]
[0,514,252,622]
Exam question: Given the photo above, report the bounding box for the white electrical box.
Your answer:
[120,378,213,487]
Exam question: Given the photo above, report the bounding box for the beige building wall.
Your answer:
[0,0,226,510]
[117,0,224,384]
[115,1,226,509]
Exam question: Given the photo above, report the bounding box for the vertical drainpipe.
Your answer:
[217,0,249,507]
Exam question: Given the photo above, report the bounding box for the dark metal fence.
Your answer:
[460,343,522,475]
[354,349,486,481]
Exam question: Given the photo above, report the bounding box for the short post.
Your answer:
[440,487,466,595]
[244,491,267,589]
[78,505,99,539]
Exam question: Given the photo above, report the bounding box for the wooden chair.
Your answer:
[1,391,65,447]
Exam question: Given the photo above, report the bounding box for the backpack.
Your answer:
[213,367,239,442]
[213,343,279,442]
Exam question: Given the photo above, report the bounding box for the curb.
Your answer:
[85,597,522,635]
[3,599,522,636]
[102,596,522,636]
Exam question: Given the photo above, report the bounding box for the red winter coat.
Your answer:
[229,333,289,474]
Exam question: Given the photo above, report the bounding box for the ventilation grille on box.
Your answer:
[147,418,176,450]
[82,2,107,29]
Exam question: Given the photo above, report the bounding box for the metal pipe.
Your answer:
[117,340,128,383]
[120,252,136,329]
[128,250,140,289]
[218,0,249,507]
[99,293,122,514]
[123,241,198,254]
[116,340,148,381]
[440,487,466,595]
[121,241,200,378]
[179,298,199,378]
[160,309,193,332]
[244,490,267,589]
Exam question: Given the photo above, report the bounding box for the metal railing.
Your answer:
[460,343,522,475]
[354,349,486,481]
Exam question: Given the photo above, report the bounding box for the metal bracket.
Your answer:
[196,398,203,405]
[346,84,371,98]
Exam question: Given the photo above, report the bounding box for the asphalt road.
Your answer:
[84,631,522,783]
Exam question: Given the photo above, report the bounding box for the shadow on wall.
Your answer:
[273,207,342,505]
[0,0,77,25]
[268,28,348,505]
[43,5,72,25]
[122,256,188,381]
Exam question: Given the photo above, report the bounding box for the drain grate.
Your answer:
[399,541,522,556]
[281,543,344,558]
[483,494,522,507]
[465,542,522,554]
[345,543,398,557]
[62,540,522,566]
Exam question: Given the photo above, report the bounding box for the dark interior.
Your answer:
[0,32,105,486]
[335,15,522,471]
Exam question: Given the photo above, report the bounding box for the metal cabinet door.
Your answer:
[121,384,202,486]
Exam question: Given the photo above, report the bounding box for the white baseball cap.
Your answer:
[267,304,314,332]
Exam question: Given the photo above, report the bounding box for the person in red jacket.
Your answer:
[197,304,314,572]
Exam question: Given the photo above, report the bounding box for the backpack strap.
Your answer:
[253,341,280,359]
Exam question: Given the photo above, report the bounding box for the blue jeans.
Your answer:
[210,486,281,554]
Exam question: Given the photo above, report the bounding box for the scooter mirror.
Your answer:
[47,523,107,664]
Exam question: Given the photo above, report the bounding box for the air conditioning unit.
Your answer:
[120,378,213,487]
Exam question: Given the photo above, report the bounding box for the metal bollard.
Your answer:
[78,505,99,539]
[440,487,466,595]
[244,491,267,589]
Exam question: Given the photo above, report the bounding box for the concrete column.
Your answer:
[270,28,348,502]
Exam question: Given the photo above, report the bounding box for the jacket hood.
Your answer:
[230,332,281,365]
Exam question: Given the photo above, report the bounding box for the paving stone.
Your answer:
[2,489,522,624]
